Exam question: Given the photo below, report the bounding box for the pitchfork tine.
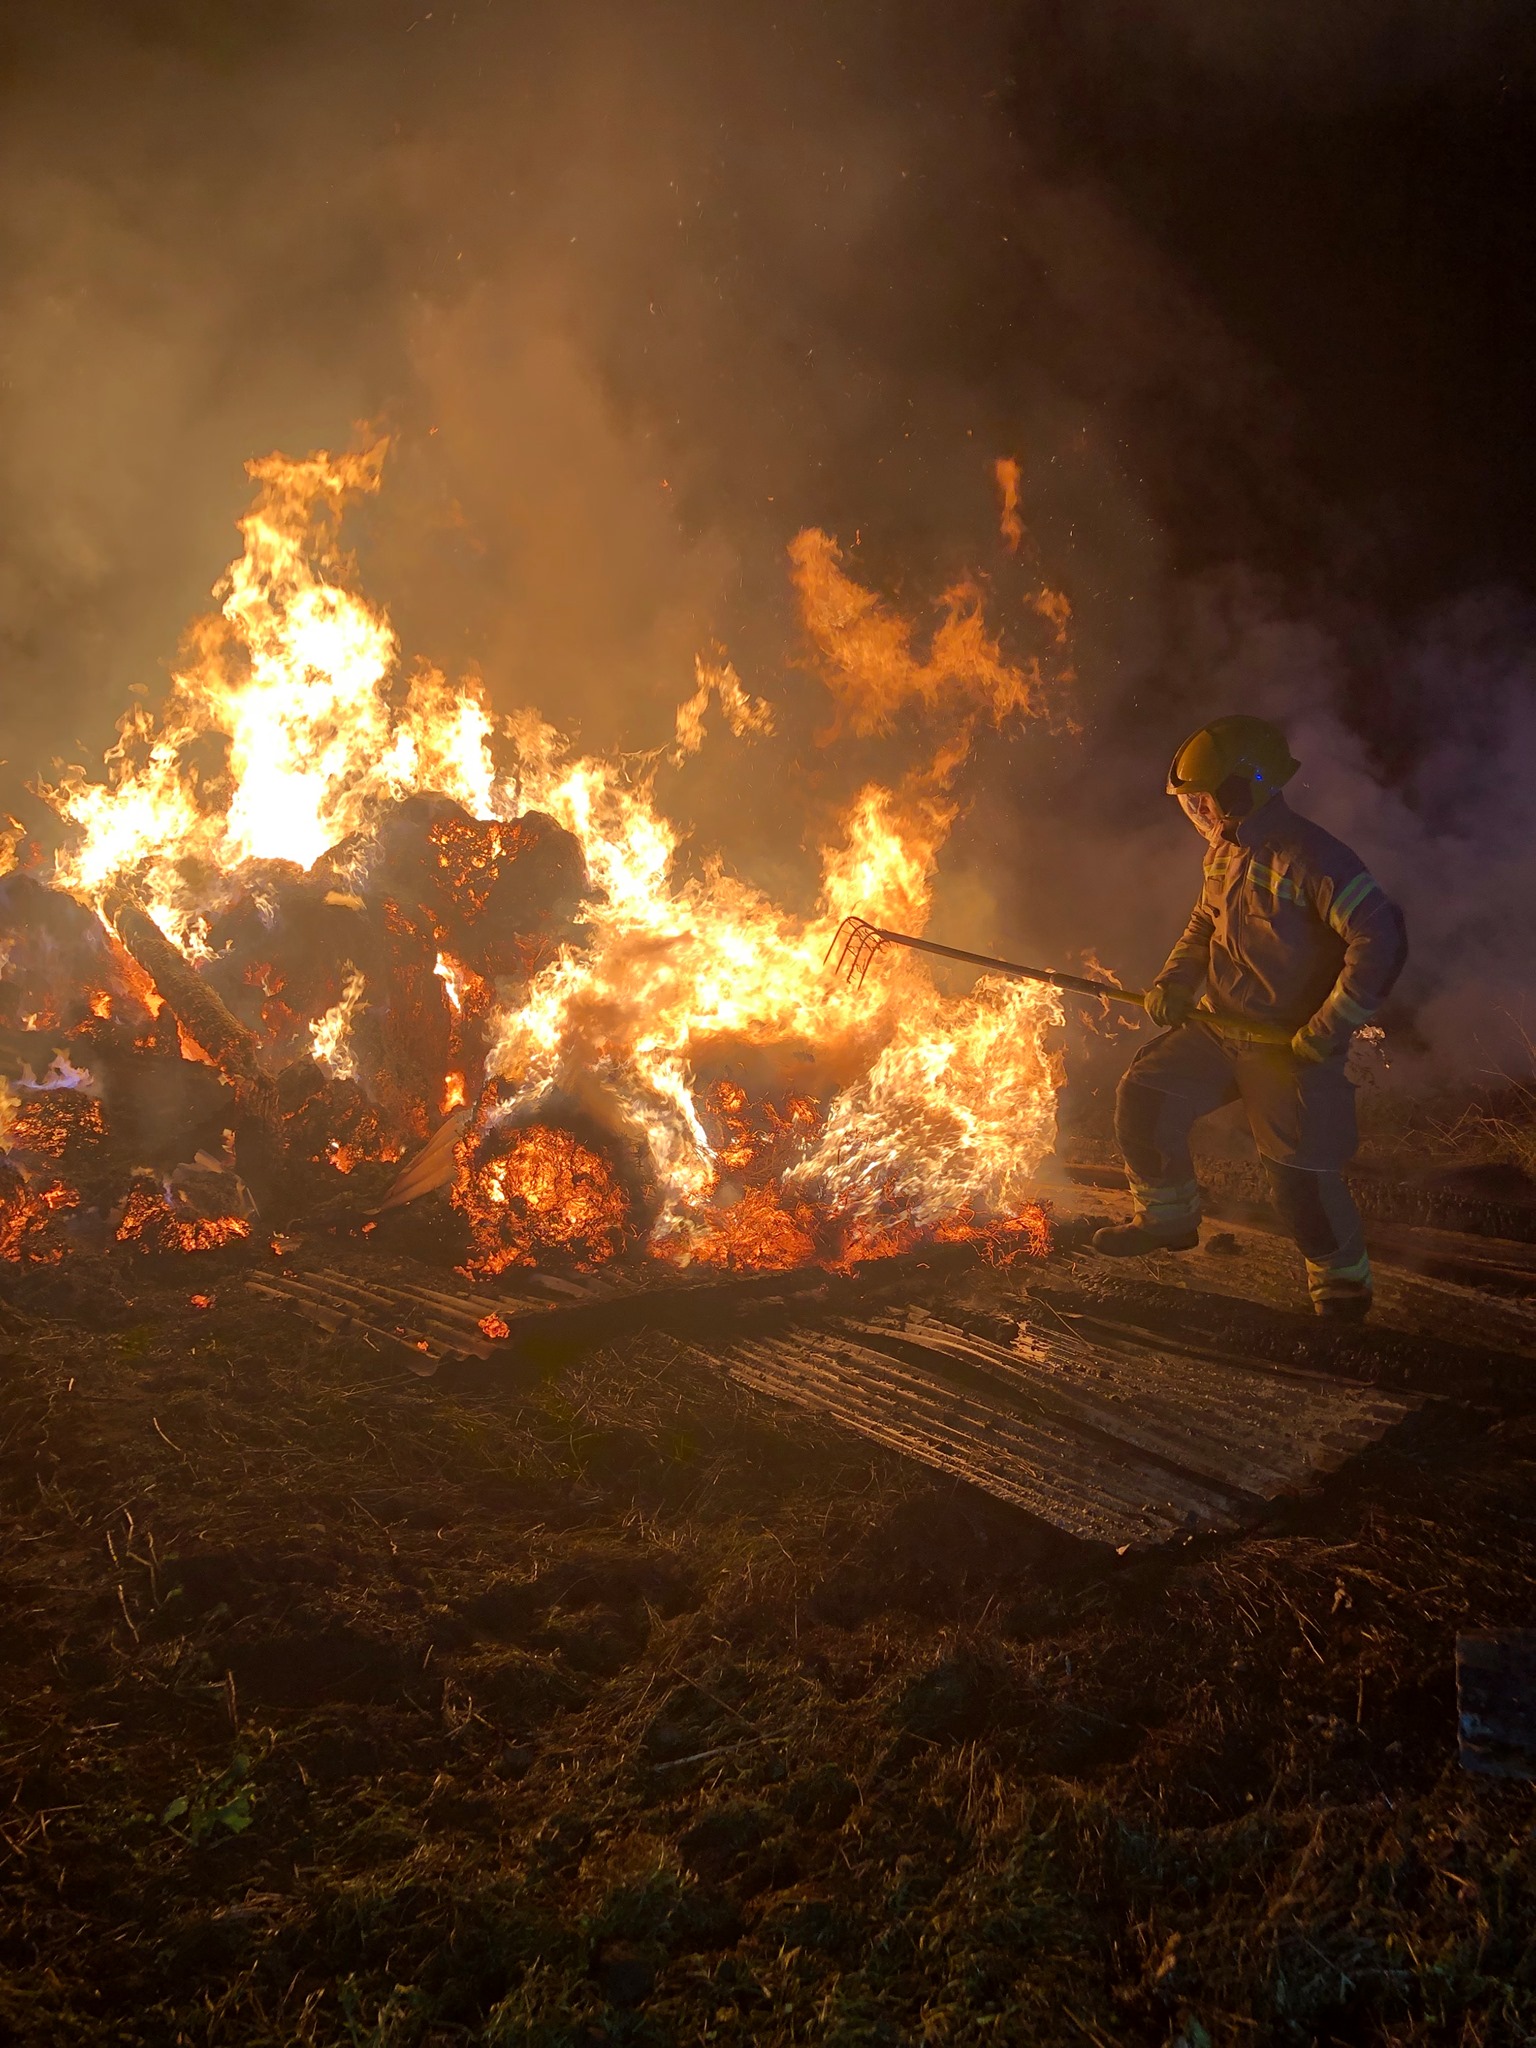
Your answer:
[825,915,888,989]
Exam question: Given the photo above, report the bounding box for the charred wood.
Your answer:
[105,895,263,1080]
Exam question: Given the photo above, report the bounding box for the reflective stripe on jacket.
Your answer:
[1157,793,1408,1058]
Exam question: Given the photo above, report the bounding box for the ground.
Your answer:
[1,1175,1535,2048]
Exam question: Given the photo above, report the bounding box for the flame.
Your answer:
[454,1122,634,1276]
[42,442,512,944]
[672,654,775,762]
[667,1182,820,1273]
[791,977,1061,1230]
[1073,947,1142,1039]
[787,526,1070,742]
[435,952,465,1013]
[37,440,1075,1274]
[995,457,1026,554]
[0,1173,77,1264]
[310,966,366,1080]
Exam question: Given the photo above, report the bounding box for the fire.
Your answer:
[434,953,465,1013]
[792,978,1060,1230]
[0,1171,77,1265]
[23,440,1075,1275]
[454,1122,635,1277]
[114,1184,252,1256]
[670,1183,820,1273]
[786,525,1071,741]
[672,654,775,762]
[310,967,366,1079]
[7,1086,105,1161]
[995,457,1026,555]
[43,443,510,946]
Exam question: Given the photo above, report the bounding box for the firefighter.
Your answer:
[1093,715,1407,1320]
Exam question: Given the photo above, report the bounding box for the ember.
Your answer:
[671,1183,821,1273]
[454,1122,636,1276]
[7,1085,105,1162]
[0,1169,77,1265]
[114,1184,252,1256]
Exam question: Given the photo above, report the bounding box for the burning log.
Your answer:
[105,894,263,1080]
[103,892,281,1208]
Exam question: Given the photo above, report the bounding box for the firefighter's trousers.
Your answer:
[1114,1021,1371,1309]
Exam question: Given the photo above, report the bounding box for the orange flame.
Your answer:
[995,457,1026,554]
[0,1175,77,1265]
[454,1122,634,1277]
[38,441,1075,1272]
[787,526,1069,742]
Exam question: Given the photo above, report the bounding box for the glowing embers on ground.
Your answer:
[6,1085,105,1162]
[453,1120,637,1277]
[114,1182,253,1256]
[0,1169,77,1265]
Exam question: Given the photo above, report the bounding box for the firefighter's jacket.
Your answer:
[1155,793,1408,1060]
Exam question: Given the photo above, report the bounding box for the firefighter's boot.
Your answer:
[1092,1220,1200,1257]
[1315,1290,1373,1323]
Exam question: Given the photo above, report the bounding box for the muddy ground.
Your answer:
[2,1184,1535,2048]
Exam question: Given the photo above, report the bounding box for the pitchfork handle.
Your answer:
[860,928,1147,1005]
[859,926,1295,1045]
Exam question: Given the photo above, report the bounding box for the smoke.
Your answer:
[1,0,1531,1078]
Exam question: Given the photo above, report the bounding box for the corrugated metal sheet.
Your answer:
[712,1307,1417,1548]
[248,1263,1417,1547]
[245,1256,840,1372]
[244,1266,563,1369]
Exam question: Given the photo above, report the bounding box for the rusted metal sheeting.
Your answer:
[244,1267,567,1371]
[245,1257,839,1373]
[714,1309,1416,1549]
[871,1309,1414,1489]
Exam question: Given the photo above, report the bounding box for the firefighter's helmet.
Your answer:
[1166,716,1299,802]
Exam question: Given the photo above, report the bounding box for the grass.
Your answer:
[0,1247,1534,2045]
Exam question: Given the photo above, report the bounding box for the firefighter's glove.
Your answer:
[1144,982,1196,1029]
[1290,1025,1331,1064]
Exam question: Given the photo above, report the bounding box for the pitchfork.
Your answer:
[824,916,1293,1044]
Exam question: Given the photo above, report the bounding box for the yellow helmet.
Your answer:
[1167,715,1299,801]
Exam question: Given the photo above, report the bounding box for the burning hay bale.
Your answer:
[332,793,592,984]
[452,1098,656,1278]
[113,1161,255,1256]
[0,779,596,1264]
